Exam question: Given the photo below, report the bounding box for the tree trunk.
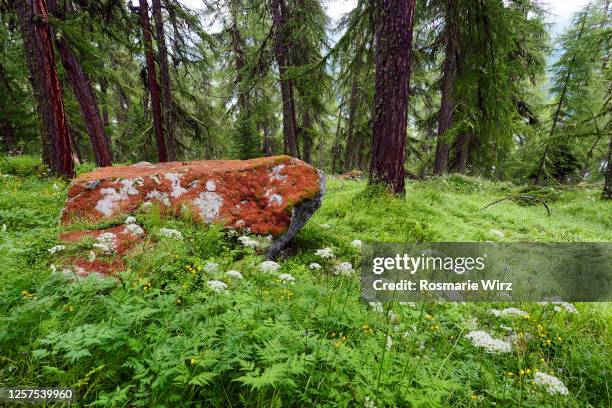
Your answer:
[152,0,177,161]
[140,0,167,162]
[16,0,75,177]
[301,109,312,163]
[344,80,359,170]
[262,124,272,156]
[433,1,457,176]
[47,0,112,167]
[603,134,611,199]
[369,0,416,194]
[331,104,344,173]
[57,40,112,166]
[100,77,111,149]
[451,130,472,173]
[270,0,298,157]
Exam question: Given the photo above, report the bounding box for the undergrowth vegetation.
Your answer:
[0,157,610,407]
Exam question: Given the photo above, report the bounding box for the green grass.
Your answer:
[0,157,610,407]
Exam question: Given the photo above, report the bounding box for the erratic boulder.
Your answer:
[60,155,325,257]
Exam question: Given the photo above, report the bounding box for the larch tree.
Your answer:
[152,0,177,161]
[15,0,75,177]
[369,0,416,194]
[47,0,113,167]
[433,0,457,176]
[270,0,298,157]
[140,0,167,162]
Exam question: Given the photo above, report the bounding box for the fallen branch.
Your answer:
[481,195,551,216]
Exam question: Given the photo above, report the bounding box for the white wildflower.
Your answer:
[533,372,569,396]
[238,235,259,249]
[369,301,384,314]
[1,224,6,232]
[159,227,183,240]
[87,251,96,262]
[309,262,321,270]
[364,396,377,408]
[553,302,577,314]
[386,335,393,351]
[125,216,137,224]
[351,239,362,248]
[315,247,334,259]
[260,260,280,273]
[490,229,505,239]
[93,232,117,254]
[388,310,398,323]
[204,262,220,273]
[208,280,228,293]
[320,223,330,229]
[225,270,243,279]
[489,307,529,317]
[334,261,354,277]
[47,245,65,254]
[52,182,60,190]
[278,273,295,283]
[465,331,511,354]
[123,223,144,236]
[50,264,57,273]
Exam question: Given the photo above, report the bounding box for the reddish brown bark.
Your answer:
[270,0,298,157]
[47,0,112,167]
[152,0,177,161]
[140,0,168,162]
[369,0,416,194]
[16,0,75,177]
[433,1,457,176]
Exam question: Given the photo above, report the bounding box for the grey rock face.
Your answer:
[269,170,326,258]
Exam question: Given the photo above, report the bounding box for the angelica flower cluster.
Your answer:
[158,228,183,240]
[334,262,354,277]
[208,280,228,293]
[93,233,117,254]
[489,307,528,317]
[315,247,334,259]
[533,372,569,396]
[465,331,511,354]
[260,260,280,273]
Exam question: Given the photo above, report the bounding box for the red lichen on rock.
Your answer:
[58,224,144,277]
[60,156,322,236]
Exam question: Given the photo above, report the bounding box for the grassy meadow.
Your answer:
[0,156,610,407]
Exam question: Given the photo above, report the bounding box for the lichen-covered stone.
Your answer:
[57,224,144,277]
[60,156,324,240]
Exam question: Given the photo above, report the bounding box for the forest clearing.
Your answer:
[0,157,611,406]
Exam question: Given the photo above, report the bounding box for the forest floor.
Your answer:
[0,156,610,407]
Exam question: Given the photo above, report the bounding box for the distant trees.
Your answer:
[537,2,610,186]
[0,0,609,196]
